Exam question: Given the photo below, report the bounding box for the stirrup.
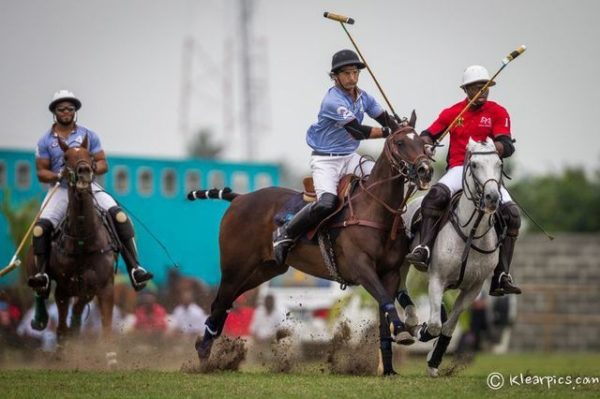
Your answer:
[28,273,50,291]
[131,266,153,289]
[406,245,431,269]
[498,272,522,295]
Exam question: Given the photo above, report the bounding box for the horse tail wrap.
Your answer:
[187,187,238,202]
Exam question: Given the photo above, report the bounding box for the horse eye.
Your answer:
[471,162,477,169]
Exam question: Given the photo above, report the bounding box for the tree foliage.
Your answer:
[187,128,223,159]
[509,167,600,232]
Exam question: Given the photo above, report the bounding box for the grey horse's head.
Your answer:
[464,138,502,213]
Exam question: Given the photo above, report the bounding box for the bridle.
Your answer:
[383,127,430,181]
[448,148,504,289]
[348,126,431,240]
[461,149,503,212]
[63,158,94,190]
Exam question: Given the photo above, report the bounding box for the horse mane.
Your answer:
[467,137,496,153]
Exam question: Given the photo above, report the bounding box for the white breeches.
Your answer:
[310,153,374,199]
[39,182,118,228]
[437,166,512,203]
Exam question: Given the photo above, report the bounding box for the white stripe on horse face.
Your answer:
[407,132,416,140]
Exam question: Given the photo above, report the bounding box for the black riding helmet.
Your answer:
[331,49,366,74]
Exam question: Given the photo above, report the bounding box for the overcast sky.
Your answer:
[1,0,598,178]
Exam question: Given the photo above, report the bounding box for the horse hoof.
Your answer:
[394,331,415,346]
[195,337,213,360]
[30,318,48,331]
[383,369,398,377]
[427,366,439,378]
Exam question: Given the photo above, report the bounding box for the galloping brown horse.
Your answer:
[27,136,117,346]
[190,114,433,375]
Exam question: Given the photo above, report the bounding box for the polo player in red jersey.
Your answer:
[405,65,522,296]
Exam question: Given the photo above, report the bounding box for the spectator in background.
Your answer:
[168,289,207,336]
[250,294,288,344]
[134,290,167,337]
[222,293,255,337]
[0,292,22,359]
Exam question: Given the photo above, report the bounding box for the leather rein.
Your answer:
[332,127,428,241]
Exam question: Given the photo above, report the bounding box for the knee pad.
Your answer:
[313,193,338,218]
[421,184,451,218]
[108,206,134,240]
[499,202,521,237]
[32,219,54,255]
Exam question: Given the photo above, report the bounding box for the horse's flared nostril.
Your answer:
[417,163,433,182]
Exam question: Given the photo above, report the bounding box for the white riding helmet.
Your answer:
[460,65,495,88]
[49,89,82,112]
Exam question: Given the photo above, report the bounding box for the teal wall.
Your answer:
[0,149,280,287]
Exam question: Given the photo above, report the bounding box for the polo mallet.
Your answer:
[323,11,402,122]
[0,183,60,278]
[434,45,527,145]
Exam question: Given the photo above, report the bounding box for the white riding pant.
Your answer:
[438,166,512,203]
[39,182,118,228]
[310,152,374,199]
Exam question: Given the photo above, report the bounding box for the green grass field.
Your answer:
[1,353,599,398]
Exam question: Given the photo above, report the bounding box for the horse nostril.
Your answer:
[485,192,500,204]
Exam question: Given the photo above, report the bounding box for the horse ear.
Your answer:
[467,137,476,149]
[408,110,417,128]
[81,134,89,150]
[58,137,69,152]
[486,137,495,148]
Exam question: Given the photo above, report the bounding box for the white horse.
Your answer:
[399,137,504,377]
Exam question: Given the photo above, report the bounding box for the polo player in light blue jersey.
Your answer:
[28,90,153,330]
[272,49,401,266]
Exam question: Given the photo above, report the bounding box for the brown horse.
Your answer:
[189,114,434,375]
[27,136,117,349]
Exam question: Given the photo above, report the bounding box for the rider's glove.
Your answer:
[56,168,65,183]
[382,127,392,138]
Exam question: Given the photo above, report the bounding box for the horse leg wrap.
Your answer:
[379,337,395,375]
[30,294,49,331]
[381,303,404,335]
[427,334,452,369]
[396,290,415,309]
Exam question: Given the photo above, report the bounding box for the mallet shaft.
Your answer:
[0,183,60,278]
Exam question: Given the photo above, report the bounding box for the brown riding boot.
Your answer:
[405,184,451,269]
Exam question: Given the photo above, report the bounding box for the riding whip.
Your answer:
[324,11,402,122]
[0,182,60,278]
[435,45,527,145]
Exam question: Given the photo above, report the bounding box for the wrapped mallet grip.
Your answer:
[323,12,355,25]
[0,258,20,278]
[502,45,527,65]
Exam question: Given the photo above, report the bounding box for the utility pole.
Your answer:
[240,0,254,160]
[179,36,194,141]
